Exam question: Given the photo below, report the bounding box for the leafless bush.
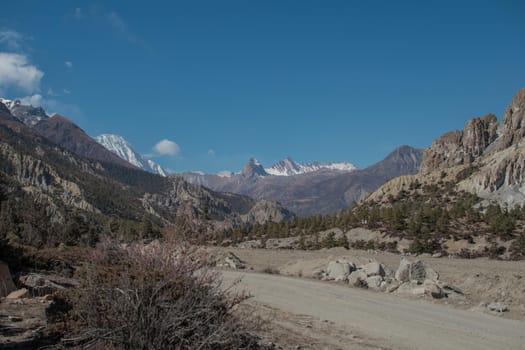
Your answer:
[60,237,266,349]
[261,267,280,275]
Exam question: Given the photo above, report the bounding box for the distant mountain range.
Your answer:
[182,146,423,216]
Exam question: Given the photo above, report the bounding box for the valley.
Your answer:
[1,4,525,348]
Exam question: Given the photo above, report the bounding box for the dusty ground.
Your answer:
[224,271,525,350]
[211,247,525,321]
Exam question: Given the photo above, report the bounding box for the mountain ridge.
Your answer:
[182,146,423,216]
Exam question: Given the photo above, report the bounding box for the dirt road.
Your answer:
[222,271,525,350]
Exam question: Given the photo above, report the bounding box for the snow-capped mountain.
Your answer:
[0,98,48,126]
[95,134,166,176]
[265,157,357,176]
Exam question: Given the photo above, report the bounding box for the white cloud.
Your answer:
[154,139,180,156]
[19,93,44,106]
[0,30,24,50]
[47,87,59,96]
[107,12,127,33]
[65,61,73,68]
[207,149,215,156]
[74,7,83,20]
[63,88,71,94]
[0,53,44,94]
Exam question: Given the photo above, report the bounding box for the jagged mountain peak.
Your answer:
[95,134,166,177]
[0,97,48,126]
[241,158,268,178]
[265,157,357,176]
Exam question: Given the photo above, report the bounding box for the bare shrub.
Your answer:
[261,267,280,275]
[61,237,266,349]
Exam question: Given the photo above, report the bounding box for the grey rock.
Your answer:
[487,302,508,312]
[364,261,385,277]
[366,276,383,290]
[424,267,439,282]
[348,270,368,288]
[6,288,29,300]
[311,268,325,280]
[424,280,445,298]
[225,253,245,269]
[326,261,354,281]
[409,260,427,284]
[395,258,411,282]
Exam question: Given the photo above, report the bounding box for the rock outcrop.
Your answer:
[420,114,498,174]
[370,88,525,208]
[501,88,525,149]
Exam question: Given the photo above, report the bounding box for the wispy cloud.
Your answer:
[0,29,24,50]
[72,7,147,48]
[47,87,59,96]
[65,61,73,68]
[207,149,216,156]
[63,88,71,94]
[74,7,83,20]
[0,53,43,94]
[153,139,180,156]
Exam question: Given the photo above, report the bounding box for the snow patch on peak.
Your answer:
[265,158,357,176]
[217,170,234,178]
[95,134,166,177]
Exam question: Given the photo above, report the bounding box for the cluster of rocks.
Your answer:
[217,252,246,269]
[315,257,447,299]
[1,261,78,348]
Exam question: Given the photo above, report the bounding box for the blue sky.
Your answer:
[0,1,524,173]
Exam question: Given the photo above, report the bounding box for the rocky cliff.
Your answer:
[370,88,525,208]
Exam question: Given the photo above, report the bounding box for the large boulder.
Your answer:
[366,276,383,290]
[0,261,16,298]
[364,261,385,277]
[225,253,245,269]
[395,258,411,282]
[6,288,29,300]
[326,261,354,281]
[409,260,427,284]
[424,267,439,282]
[348,270,368,287]
[395,258,436,284]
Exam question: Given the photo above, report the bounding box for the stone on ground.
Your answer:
[364,261,385,277]
[326,261,354,281]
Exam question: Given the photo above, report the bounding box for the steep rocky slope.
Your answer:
[369,88,525,207]
[0,102,293,246]
[33,115,137,169]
